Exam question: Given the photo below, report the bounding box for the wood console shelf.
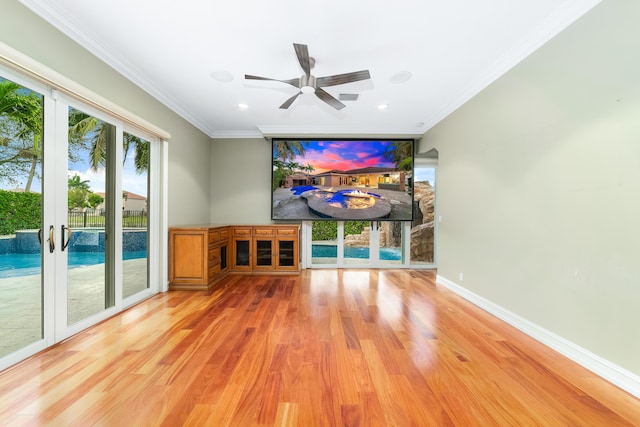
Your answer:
[169,224,299,290]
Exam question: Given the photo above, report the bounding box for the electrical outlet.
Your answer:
[459,273,464,282]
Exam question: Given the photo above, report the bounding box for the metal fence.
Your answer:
[68,209,147,228]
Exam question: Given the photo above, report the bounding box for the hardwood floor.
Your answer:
[1,270,639,426]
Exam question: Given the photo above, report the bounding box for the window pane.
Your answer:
[311,220,337,265]
[122,132,149,298]
[343,221,369,264]
[411,167,435,264]
[67,107,113,325]
[379,221,404,265]
[0,77,44,356]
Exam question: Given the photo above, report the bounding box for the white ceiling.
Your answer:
[20,0,600,138]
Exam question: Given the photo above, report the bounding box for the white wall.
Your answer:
[210,138,274,224]
[424,0,640,376]
[1,0,212,226]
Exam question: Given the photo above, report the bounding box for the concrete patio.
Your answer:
[0,258,147,357]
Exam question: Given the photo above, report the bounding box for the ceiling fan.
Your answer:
[245,43,371,110]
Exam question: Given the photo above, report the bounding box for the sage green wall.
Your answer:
[210,138,273,224]
[423,0,640,375]
[1,0,212,226]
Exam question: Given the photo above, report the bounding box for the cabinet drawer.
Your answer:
[277,227,297,236]
[208,229,220,243]
[253,227,274,237]
[220,228,229,240]
[208,263,220,279]
[233,227,252,236]
[209,247,220,264]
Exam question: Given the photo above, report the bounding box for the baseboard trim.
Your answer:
[436,275,640,399]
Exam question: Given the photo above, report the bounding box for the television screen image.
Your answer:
[271,139,414,221]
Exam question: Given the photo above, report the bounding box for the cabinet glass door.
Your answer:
[255,239,273,267]
[234,239,250,267]
[220,245,227,270]
[278,240,295,267]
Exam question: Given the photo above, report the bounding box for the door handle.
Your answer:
[61,225,72,251]
[48,225,55,253]
[38,228,42,245]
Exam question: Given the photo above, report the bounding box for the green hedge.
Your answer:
[311,220,367,241]
[0,190,42,235]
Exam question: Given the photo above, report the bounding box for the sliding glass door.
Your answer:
[0,75,45,359]
[0,65,162,371]
[64,107,114,326]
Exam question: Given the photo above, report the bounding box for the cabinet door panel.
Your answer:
[254,239,274,269]
[233,239,251,270]
[171,233,206,281]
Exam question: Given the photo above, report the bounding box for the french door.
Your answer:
[0,66,160,371]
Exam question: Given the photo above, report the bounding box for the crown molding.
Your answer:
[210,130,264,139]
[256,125,424,139]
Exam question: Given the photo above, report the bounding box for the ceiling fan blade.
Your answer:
[316,70,371,87]
[293,43,311,77]
[279,91,303,109]
[315,88,346,110]
[245,75,301,88]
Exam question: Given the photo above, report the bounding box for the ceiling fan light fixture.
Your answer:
[301,85,315,94]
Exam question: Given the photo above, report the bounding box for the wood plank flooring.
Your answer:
[0,269,639,426]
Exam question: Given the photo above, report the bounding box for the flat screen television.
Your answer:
[271,139,414,221]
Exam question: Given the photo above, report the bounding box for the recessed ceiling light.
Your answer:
[390,71,412,84]
[210,70,233,83]
[238,103,248,109]
[377,104,388,110]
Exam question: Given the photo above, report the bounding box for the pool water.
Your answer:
[312,245,401,261]
[0,251,147,279]
[290,185,318,196]
[291,186,382,209]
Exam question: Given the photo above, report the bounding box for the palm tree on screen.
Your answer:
[382,141,413,171]
[273,140,307,161]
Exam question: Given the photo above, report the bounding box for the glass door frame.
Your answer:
[53,96,121,341]
[0,66,55,369]
[54,95,163,341]
[121,125,162,307]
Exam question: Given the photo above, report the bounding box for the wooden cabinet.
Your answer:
[275,226,299,271]
[170,225,299,290]
[231,225,299,273]
[169,226,230,290]
[231,226,252,272]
